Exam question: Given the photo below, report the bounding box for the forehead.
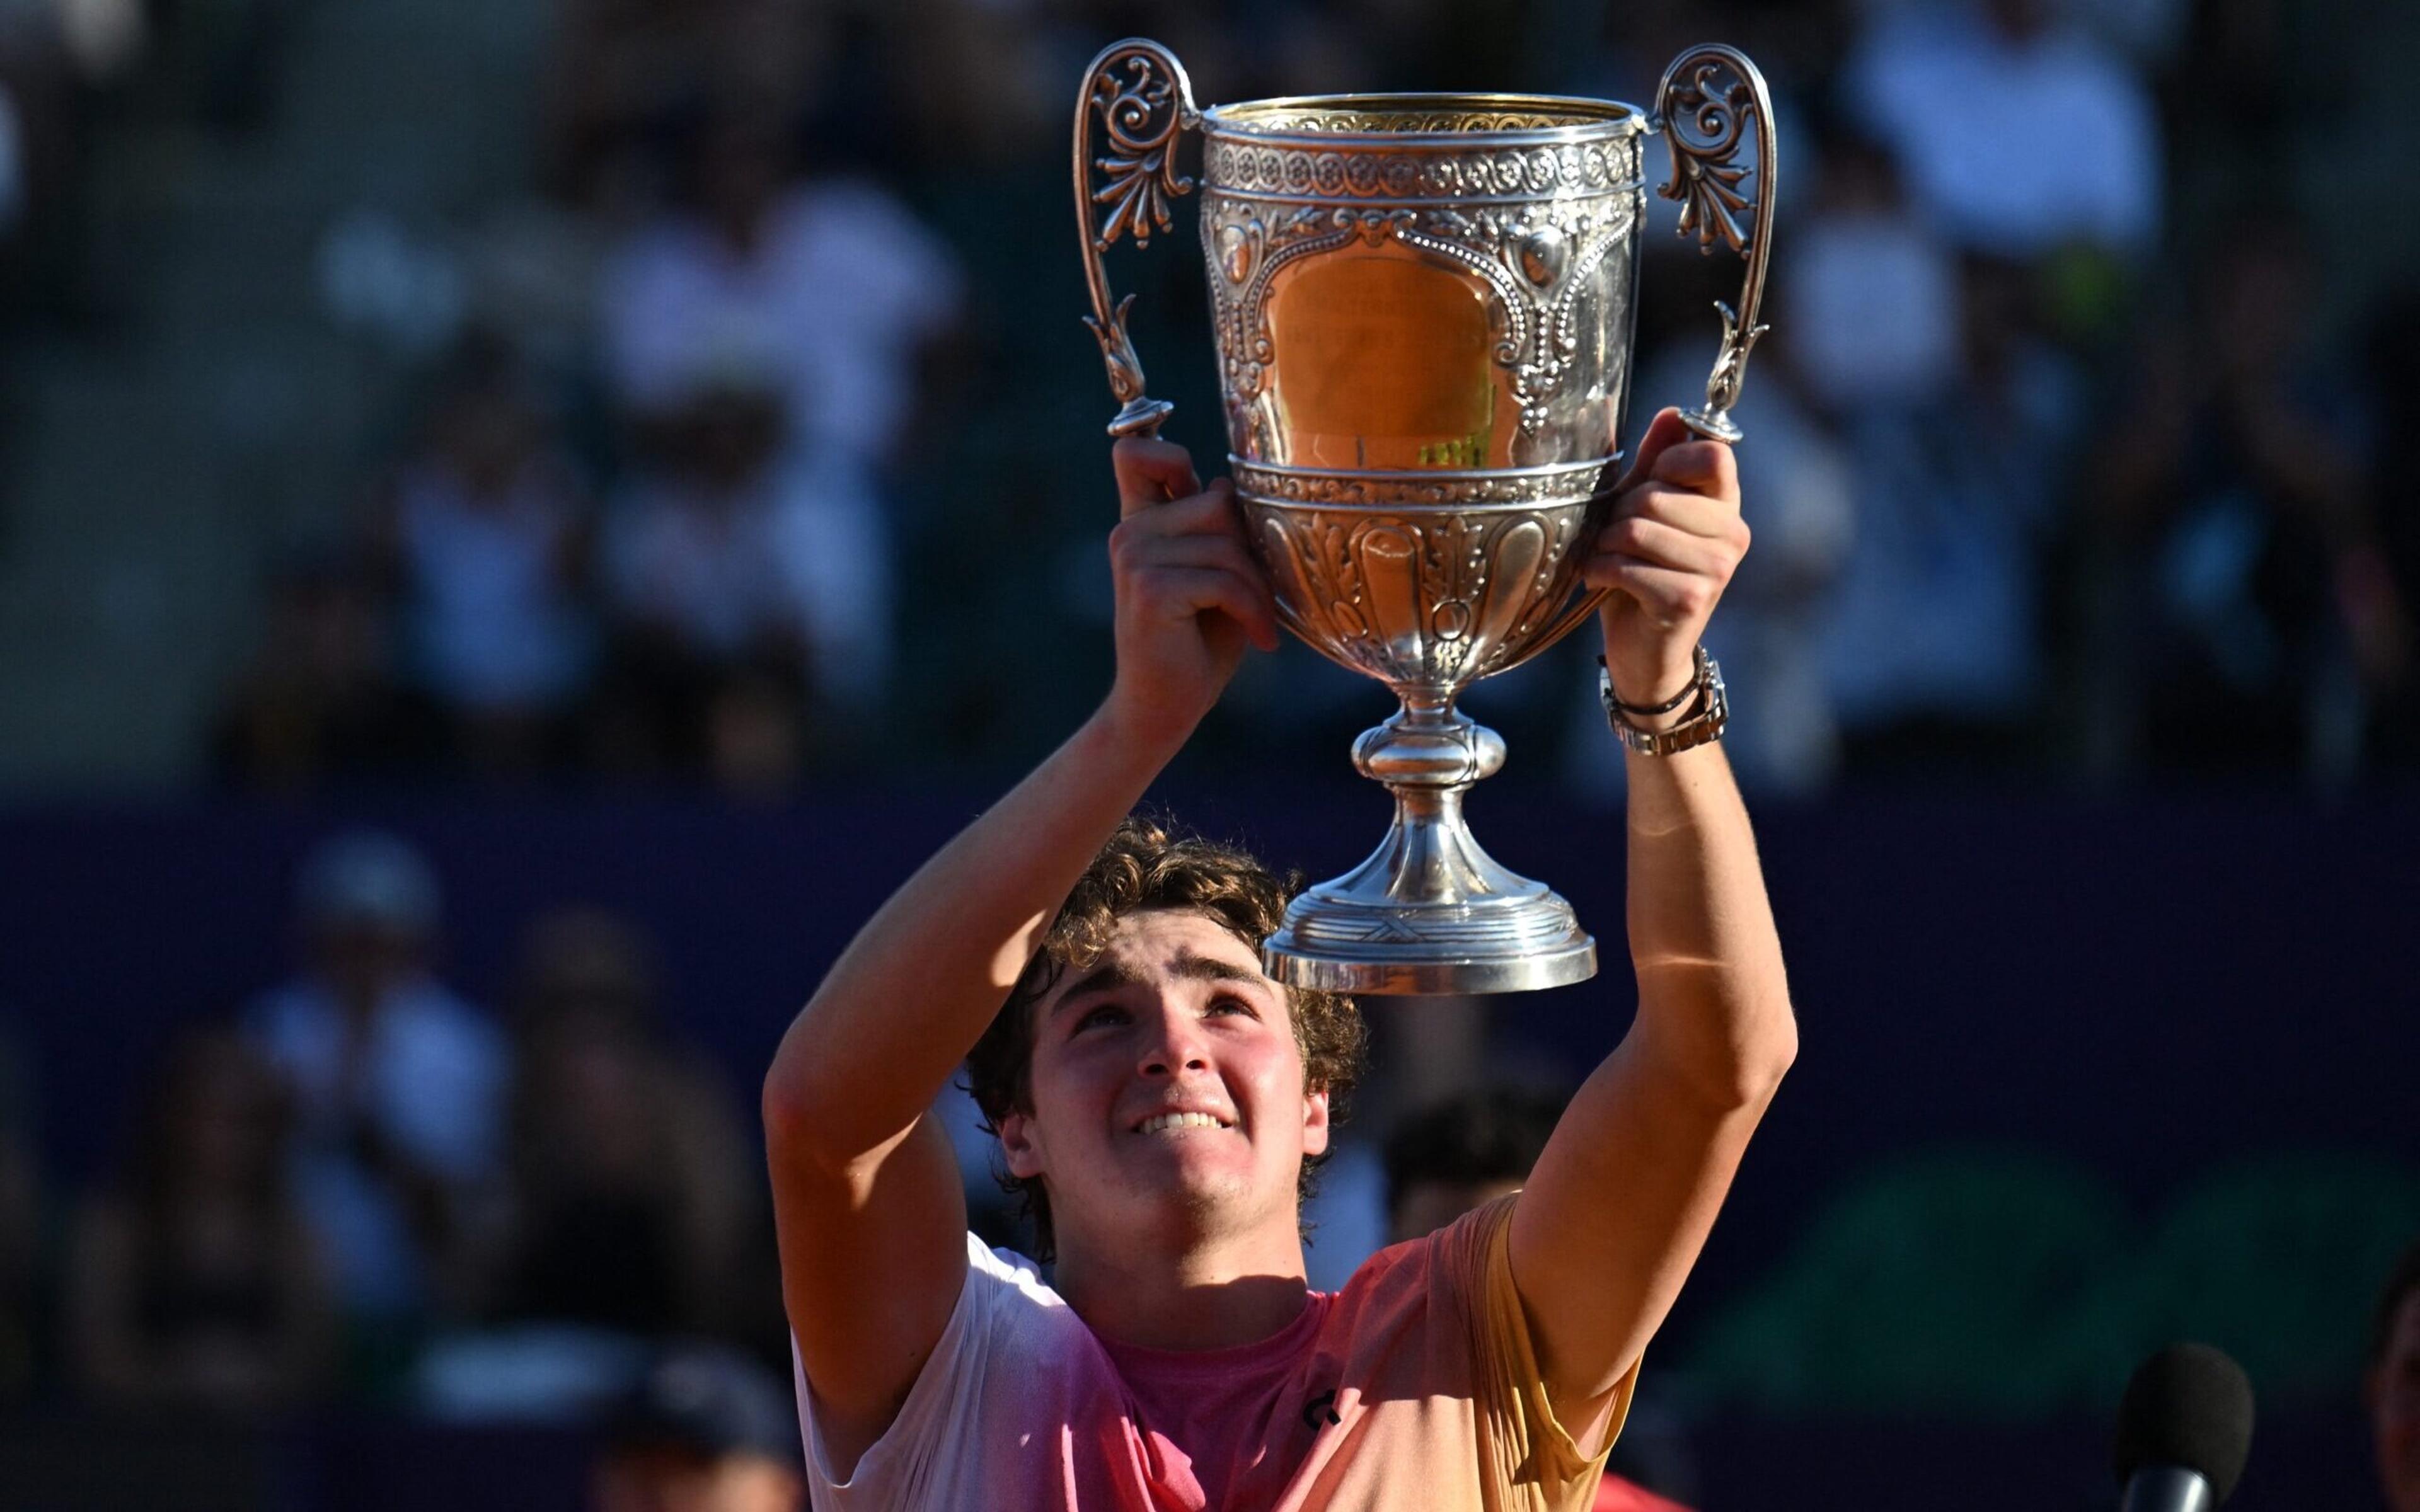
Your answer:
[1035,908,1278,1010]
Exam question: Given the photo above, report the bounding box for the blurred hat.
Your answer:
[296,830,442,934]
[606,1344,800,1465]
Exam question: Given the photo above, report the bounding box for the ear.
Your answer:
[998,1108,1044,1181]
[1299,1086,1330,1160]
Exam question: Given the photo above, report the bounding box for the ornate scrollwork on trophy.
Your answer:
[1244,493,1598,690]
[1654,45,1776,444]
[1073,40,1201,438]
[1202,135,1642,203]
[1231,461,1604,508]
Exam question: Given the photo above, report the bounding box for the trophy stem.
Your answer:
[1260,694,1597,996]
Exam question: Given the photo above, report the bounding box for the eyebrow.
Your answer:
[1049,951,1271,1017]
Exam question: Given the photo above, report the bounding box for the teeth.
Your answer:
[1138,1111,1226,1133]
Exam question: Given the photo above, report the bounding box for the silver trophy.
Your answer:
[1075,38,1776,995]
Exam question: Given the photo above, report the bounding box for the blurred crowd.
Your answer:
[215,1,970,793]
[0,830,791,1424]
[1,0,2400,798]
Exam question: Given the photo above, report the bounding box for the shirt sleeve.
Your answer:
[1446,1193,1637,1510]
[795,1232,993,1509]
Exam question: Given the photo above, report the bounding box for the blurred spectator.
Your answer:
[1784,127,1961,417]
[604,389,801,663]
[592,384,820,788]
[1819,253,2083,772]
[592,1343,803,1512]
[1840,0,2162,265]
[2374,1240,2420,1512]
[2087,217,2400,779]
[209,547,440,790]
[243,831,509,1326]
[365,335,597,776]
[597,104,964,711]
[62,1029,335,1409]
[1294,992,1498,1293]
[459,907,754,1344]
[0,5,105,328]
[420,908,764,1421]
[0,1019,36,1402]
[1385,1088,1696,1511]
[1383,1087,1563,1247]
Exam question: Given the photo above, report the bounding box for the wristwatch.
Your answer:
[1599,644,1729,756]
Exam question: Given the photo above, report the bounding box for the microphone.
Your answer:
[2112,1343,2255,1512]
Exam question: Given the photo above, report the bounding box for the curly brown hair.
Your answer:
[962,815,1366,1263]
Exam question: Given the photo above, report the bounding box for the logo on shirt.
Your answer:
[1301,1388,1342,1432]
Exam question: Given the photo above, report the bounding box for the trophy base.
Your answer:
[1263,883,1598,995]
[1262,701,1597,995]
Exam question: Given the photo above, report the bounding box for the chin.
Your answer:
[1123,1166,1271,1234]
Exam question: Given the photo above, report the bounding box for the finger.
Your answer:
[1112,437,1201,518]
[1130,530,1270,583]
[1119,530,1278,619]
[1581,558,1717,630]
[1613,484,1749,544]
[1107,484,1251,578]
[1591,517,1740,580]
[1612,408,1699,494]
[1143,477,1246,538]
[1136,566,1282,652]
[1647,438,1738,497]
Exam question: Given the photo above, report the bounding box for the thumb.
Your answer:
[1613,408,1697,495]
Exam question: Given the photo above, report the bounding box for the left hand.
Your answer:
[1584,408,1750,714]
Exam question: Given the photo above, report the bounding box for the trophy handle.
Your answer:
[1073,39,1201,440]
[1652,43,1778,445]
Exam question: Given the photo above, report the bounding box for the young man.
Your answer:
[763,411,1796,1509]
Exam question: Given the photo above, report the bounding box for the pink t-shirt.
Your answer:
[797,1194,1632,1511]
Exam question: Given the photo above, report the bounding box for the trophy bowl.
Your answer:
[1074,40,1775,994]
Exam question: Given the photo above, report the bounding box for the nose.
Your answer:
[1137,1002,1211,1079]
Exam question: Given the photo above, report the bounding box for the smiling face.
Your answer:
[995,909,1330,1262]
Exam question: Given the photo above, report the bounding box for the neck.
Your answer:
[1053,1221,1311,1353]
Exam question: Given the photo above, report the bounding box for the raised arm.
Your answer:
[762,438,1276,1470]
[1509,410,1798,1428]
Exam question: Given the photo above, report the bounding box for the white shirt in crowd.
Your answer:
[1843,1,2162,258]
[599,177,963,462]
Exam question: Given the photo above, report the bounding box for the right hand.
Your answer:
[1102,437,1281,748]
